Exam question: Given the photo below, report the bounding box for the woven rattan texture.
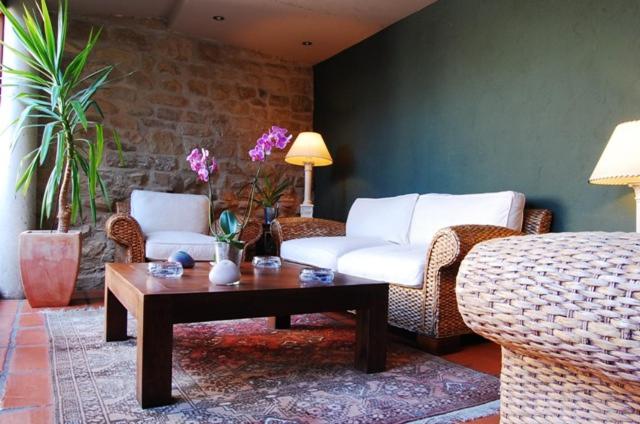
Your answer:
[501,348,640,423]
[272,209,552,340]
[522,208,552,235]
[458,232,640,422]
[106,201,263,263]
[388,285,424,331]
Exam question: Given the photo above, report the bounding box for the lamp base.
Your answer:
[630,184,640,232]
[300,204,314,218]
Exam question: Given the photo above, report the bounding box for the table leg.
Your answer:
[105,286,127,342]
[355,287,388,373]
[136,298,173,408]
[267,315,291,329]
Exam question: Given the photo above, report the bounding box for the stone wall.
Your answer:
[40,16,313,291]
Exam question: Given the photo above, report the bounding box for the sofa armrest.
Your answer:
[105,212,145,263]
[523,208,553,234]
[421,225,523,337]
[457,232,640,387]
[426,225,523,273]
[271,217,346,253]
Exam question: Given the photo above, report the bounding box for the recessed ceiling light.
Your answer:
[212,15,225,21]
[302,41,313,46]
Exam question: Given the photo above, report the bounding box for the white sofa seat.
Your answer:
[145,231,215,261]
[337,245,428,288]
[280,236,390,270]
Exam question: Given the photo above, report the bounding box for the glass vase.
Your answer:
[213,241,244,266]
[264,205,278,225]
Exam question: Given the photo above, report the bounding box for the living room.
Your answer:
[0,0,638,423]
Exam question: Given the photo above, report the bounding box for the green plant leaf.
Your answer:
[219,210,239,236]
[71,100,88,130]
[0,0,120,229]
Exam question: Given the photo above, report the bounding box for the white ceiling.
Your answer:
[56,0,437,64]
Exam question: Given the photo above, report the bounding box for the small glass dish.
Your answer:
[252,256,282,269]
[299,267,334,284]
[148,261,183,279]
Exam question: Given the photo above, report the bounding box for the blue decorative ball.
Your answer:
[168,250,195,269]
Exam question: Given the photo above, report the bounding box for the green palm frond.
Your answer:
[0,0,122,231]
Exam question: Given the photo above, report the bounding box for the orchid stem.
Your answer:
[239,163,261,241]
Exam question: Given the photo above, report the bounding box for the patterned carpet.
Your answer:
[46,309,499,423]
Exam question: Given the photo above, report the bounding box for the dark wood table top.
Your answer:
[105,261,387,297]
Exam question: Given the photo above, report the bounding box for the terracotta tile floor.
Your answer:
[0,297,501,423]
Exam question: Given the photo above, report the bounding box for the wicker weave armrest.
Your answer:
[420,225,523,337]
[105,212,145,263]
[271,217,346,252]
[425,225,523,276]
[457,232,640,387]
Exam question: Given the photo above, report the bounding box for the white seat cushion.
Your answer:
[131,190,210,235]
[280,236,390,270]
[346,194,419,244]
[337,245,427,288]
[145,231,215,261]
[408,191,526,246]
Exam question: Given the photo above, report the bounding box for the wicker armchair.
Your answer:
[272,208,552,353]
[106,201,263,263]
[457,232,640,423]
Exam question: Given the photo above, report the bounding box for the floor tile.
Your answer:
[9,346,50,372]
[443,341,501,376]
[15,328,48,346]
[0,406,53,424]
[0,318,14,335]
[0,301,19,317]
[0,330,12,348]
[1,372,52,408]
[18,314,45,328]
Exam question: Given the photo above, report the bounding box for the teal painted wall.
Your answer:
[313,0,640,231]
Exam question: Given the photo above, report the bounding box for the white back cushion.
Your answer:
[408,191,526,245]
[130,190,210,235]
[346,194,419,244]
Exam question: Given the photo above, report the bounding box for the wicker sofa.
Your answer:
[457,232,640,423]
[105,190,262,263]
[272,191,552,353]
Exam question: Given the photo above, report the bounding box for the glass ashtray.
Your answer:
[299,267,334,283]
[148,261,183,278]
[252,256,282,269]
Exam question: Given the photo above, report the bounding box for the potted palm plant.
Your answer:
[1,0,121,306]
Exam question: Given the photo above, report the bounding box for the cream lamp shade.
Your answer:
[285,132,333,167]
[589,120,640,231]
[285,132,333,218]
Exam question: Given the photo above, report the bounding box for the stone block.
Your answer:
[157,61,179,75]
[111,27,150,51]
[161,79,183,93]
[160,37,193,61]
[147,93,189,108]
[261,75,287,93]
[236,86,257,100]
[187,80,208,96]
[156,107,182,121]
[269,95,290,107]
[292,95,313,113]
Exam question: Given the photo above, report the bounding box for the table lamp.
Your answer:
[285,132,333,218]
[589,120,640,231]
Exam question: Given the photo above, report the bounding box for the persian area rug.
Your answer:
[46,309,499,424]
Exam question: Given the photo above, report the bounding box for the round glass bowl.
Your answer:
[299,267,334,283]
[252,256,282,269]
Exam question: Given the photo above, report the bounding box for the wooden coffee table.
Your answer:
[104,261,389,408]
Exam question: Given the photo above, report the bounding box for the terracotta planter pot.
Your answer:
[19,230,81,307]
